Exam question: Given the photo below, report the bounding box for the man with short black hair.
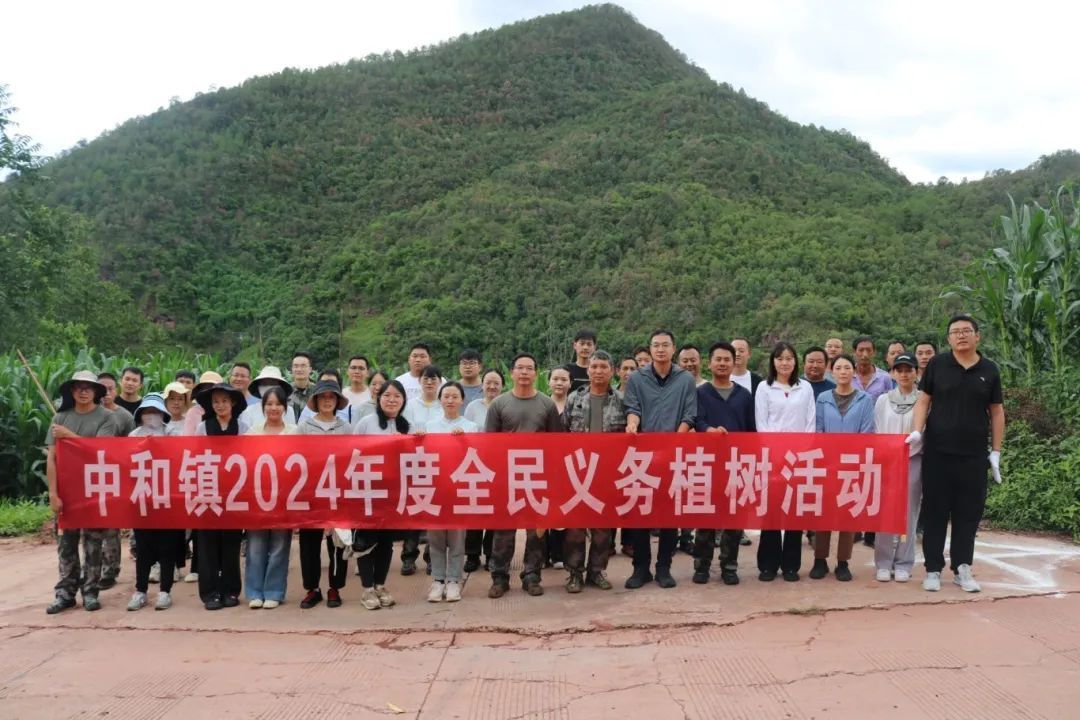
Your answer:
[116,366,144,414]
[633,346,650,369]
[230,363,257,406]
[909,314,1004,593]
[458,349,484,406]
[174,370,196,390]
[692,342,755,586]
[914,340,936,383]
[617,357,637,390]
[289,352,316,418]
[853,336,893,402]
[678,345,707,387]
[562,350,625,592]
[885,341,907,371]
[343,355,371,407]
[730,338,763,395]
[802,346,836,399]
[563,329,597,394]
[624,329,697,590]
[486,353,563,599]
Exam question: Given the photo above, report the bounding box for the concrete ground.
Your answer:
[0,529,1078,719]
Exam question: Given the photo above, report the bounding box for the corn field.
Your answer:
[0,348,227,498]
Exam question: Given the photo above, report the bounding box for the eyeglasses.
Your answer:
[948,328,975,337]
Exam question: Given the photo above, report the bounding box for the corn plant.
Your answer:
[0,348,227,498]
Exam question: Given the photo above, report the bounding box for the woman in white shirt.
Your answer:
[423,382,478,603]
[353,380,413,610]
[404,365,444,430]
[244,386,296,609]
[754,342,816,583]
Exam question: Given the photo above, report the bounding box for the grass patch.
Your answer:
[0,497,53,536]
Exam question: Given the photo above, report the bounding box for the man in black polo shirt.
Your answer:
[908,314,1004,593]
[563,329,597,394]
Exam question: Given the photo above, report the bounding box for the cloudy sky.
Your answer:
[3,0,1076,183]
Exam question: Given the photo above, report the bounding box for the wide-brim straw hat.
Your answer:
[192,371,224,398]
[194,383,246,418]
[306,379,349,412]
[58,370,106,411]
[250,366,293,398]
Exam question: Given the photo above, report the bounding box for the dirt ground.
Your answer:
[1,529,1077,719]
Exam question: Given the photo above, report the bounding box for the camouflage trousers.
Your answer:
[693,529,742,573]
[101,529,122,581]
[489,530,546,583]
[55,528,106,600]
[563,528,612,575]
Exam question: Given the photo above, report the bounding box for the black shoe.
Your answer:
[655,568,676,589]
[565,572,584,594]
[625,568,653,589]
[806,530,816,545]
[853,532,864,542]
[426,564,432,575]
[721,571,740,586]
[522,574,544,596]
[300,589,323,609]
[98,577,116,590]
[483,557,491,572]
[782,569,800,582]
[464,555,480,573]
[835,562,853,582]
[204,594,223,611]
[692,569,710,584]
[46,597,76,615]
[809,559,829,580]
[401,559,416,576]
[488,580,510,599]
[863,533,875,548]
[758,570,777,582]
[223,594,239,608]
[327,588,342,608]
[82,595,101,612]
[678,540,694,555]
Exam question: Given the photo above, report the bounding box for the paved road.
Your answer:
[1,530,1077,718]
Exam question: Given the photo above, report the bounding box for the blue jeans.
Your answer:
[245,530,292,601]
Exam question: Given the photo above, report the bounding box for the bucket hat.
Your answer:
[58,370,107,411]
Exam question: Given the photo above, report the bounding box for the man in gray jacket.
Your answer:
[623,329,697,589]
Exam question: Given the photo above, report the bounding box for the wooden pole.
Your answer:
[16,349,57,417]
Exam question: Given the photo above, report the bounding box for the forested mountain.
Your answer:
[5,4,1080,365]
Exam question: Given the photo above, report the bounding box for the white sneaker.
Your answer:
[894,569,911,583]
[445,581,462,602]
[155,592,172,611]
[427,581,445,603]
[374,584,395,607]
[184,571,199,583]
[875,568,892,582]
[148,563,161,584]
[954,564,981,592]
[923,571,941,592]
[361,588,381,610]
[127,592,147,611]
[262,600,279,609]
[249,598,264,609]
[553,561,564,570]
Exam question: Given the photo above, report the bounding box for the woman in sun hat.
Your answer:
[295,379,352,609]
[192,382,247,610]
[240,366,296,428]
[181,371,224,436]
[126,394,183,612]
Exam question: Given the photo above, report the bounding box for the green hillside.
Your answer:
[5,4,1080,365]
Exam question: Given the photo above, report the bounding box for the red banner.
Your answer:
[55,433,909,532]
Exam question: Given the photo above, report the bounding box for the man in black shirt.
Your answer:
[563,329,596,393]
[908,314,1004,593]
[116,366,144,414]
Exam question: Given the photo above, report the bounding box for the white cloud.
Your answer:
[2,0,1077,183]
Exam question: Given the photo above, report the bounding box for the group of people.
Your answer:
[44,314,1004,615]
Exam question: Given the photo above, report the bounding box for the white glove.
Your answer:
[905,430,922,446]
[989,450,1002,484]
